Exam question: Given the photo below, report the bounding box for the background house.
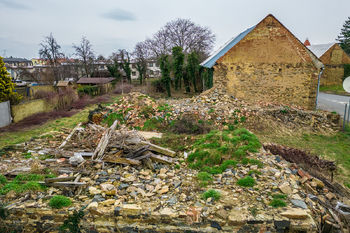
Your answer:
[201,14,323,110]
[306,42,350,86]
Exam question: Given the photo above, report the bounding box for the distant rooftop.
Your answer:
[4,57,32,63]
[307,43,335,58]
[77,77,115,84]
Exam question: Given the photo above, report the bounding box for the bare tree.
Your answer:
[141,18,215,59]
[133,42,149,84]
[39,33,64,82]
[73,37,95,77]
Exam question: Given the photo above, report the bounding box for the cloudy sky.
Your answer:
[1,0,349,59]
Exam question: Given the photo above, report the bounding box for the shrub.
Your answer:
[269,198,287,208]
[77,85,99,97]
[113,83,133,94]
[171,114,211,135]
[49,195,72,209]
[56,87,77,110]
[151,79,165,92]
[344,64,350,79]
[237,176,256,187]
[201,189,221,201]
[59,209,85,233]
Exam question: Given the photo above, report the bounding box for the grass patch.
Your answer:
[269,198,287,208]
[0,173,54,195]
[0,106,94,149]
[319,85,349,96]
[237,176,256,187]
[0,175,7,185]
[187,128,261,174]
[201,189,221,201]
[272,194,287,199]
[49,195,72,209]
[247,170,262,176]
[150,133,196,152]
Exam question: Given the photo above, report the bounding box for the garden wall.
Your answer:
[11,99,54,123]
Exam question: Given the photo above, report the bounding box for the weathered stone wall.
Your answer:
[319,44,350,86]
[2,206,317,233]
[213,15,319,110]
[321,65,344,86]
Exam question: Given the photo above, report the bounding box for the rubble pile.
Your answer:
[0,122,349,232]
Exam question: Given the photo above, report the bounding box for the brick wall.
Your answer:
[213,15,320,110]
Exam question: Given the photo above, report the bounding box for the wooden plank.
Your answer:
[133,152,152,161]
[103,157,141,166]
[92,120,118,160]
[44,176,75,183]
[39,181,86,187]
[150,154,173,164]
[140,141,176,157]
[58,123,82,149]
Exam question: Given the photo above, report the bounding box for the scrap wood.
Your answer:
[150,153,173,164]
[103,157,141,166]
[58,123,82,149]
[92,120,118,160]
[125,145,150,159]
[44,176,76,183]
[140,141,176,157]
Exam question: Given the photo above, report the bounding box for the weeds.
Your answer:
[237,176,256,187]
[49,195,72,209]
[0,175,7,185]
[187,128,261,174]
[59,209,85,233]
[248,207,258,217]
[269,198,287,208]
[201,189,221,201]
[0,202,8,220]
[197,172,213,187]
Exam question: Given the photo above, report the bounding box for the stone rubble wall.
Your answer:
[321,65,344,86]
[2,206,317,233]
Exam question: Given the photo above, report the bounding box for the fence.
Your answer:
[343,99,350,130]
[0,101,11,128]
[11,99,54,123]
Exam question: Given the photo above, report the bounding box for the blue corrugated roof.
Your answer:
[201,26,256,68]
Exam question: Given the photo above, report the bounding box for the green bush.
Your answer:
[49,195,72,209]
[237,176,256,187]
[201,189,221,201]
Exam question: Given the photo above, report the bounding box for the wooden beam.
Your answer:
[103,157,141,166]
[150,154,173,164]
[44,176,75,183]
[39,181,86,187]
[58,123,82,149]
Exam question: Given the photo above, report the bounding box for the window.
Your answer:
[132,71,136,76]
[148,62,154,67]
[132,64,136,68]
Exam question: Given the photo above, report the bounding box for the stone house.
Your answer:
[201,14,323,110]
[306,42,350,86]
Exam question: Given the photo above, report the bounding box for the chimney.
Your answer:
[304,38,311,46]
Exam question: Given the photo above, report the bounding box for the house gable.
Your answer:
[217,14,322,68]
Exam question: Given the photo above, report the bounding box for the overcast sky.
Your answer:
[1,0,349,59]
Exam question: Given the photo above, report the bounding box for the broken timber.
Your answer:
[58,122,82,149]
[92,120,118,160]
[104,157,141,166]
[39,181,86,187]
[140,141,176,157]
[44,176,76,183]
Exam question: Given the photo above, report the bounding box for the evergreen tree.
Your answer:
[337,16,350,55]
[159,55,171,97]
[0,57,22,104]
[172,46,184,90]
[187,52,200,92]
